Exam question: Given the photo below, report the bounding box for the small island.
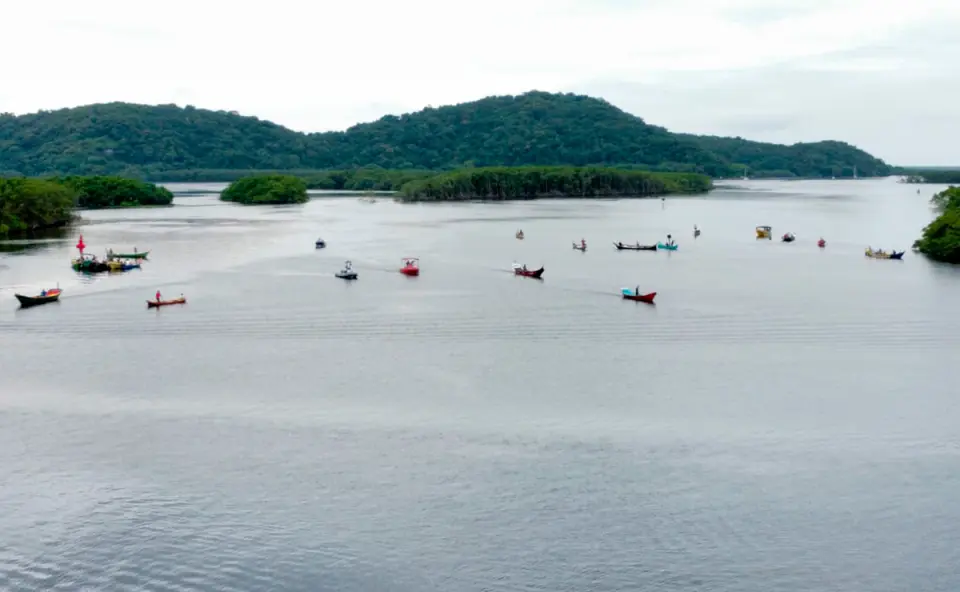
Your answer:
[899,170,960,184]
[0,177,76,237]
[914,186,960,264]
[220,175,308,205]
[397,166,712,202]
[57,175,173,209]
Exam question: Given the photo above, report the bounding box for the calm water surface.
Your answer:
[1,179,959,591]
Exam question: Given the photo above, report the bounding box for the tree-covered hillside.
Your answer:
[0,91,891,178]
[677,135,891,178]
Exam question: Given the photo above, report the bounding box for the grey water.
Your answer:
[1,179,959,591]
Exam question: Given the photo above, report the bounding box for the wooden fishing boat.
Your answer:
[335,260,358,280]
[656,242,678,251]
[71,255,110,273]
[15,288,62,308]
[107,260,141,272]
[613,242,657,251]
[818,239,826,248]
[108,249,148,259]
[315,238,326,249]
[756,225,772,239]
[400,257,420,276]
[781,233,796,243]
[513,264,544,279]
[621,288,656,303]
[147,296,186,308]
[865,248,905,260]
[572,241,587,251]
[515,231,524,240]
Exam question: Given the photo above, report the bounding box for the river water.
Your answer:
[1,179,958,591]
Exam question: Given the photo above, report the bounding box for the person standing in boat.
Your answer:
[156,290,161,302]
[666,234,675,246]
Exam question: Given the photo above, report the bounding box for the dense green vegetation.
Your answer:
[678,135,891,178]
[1,92,890,179]
[0,178,76,237]
[914,187,960,264]
[399,167,711,201]
[56,175,173,209]
[220,175,308,205]
[898,169,960,184]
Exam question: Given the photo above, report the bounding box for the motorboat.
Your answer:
[335,260,358,280]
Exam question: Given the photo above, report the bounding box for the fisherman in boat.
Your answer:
[522,264,527,271]
[156,290,161,302]
[581,238,586,249]
[666,234,675,246]
[617,241,623,248]
[635,285,640,296]
[40,289,47,297]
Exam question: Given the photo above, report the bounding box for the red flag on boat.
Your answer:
[76,235,85,253]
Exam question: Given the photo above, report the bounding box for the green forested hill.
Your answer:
[678,134,891,178]
[0,91,890,178]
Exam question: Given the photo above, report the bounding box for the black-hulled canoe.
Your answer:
[15,288,62,308]
[613,242,657,251]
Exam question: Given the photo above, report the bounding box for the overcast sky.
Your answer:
[3,0,959,165]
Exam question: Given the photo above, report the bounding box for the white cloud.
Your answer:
[2,0,959,164]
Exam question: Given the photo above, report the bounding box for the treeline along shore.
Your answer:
[914,186,960,264]
[396,167,711,201]
[0,175,171,237]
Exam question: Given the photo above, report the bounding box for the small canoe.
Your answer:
[621,289,656,303]
[614,242,657,251]
[111,251,148,259]
[514,266,545,279]
[15,288,62,308]
[572,242,587,251]
[147,297,186,308]
[781,234,796,242]
[656,242,678,251]
[315,239,326,249]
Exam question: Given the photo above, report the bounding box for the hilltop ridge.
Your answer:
[0,91,890,178]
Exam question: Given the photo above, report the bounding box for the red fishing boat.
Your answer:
[621,288,656,303]
[400,258,420,276]
[817,238,826,248]
[512,263,544,279]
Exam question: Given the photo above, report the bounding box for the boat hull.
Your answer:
[572,243,587,251]
[111,251,148,259]
[147,297,186,308]
[865,249,905,260]
[72,259,110,273]
[621,289,656,303]
[400,267,419,276]
[335,272,358,280]
[656,242,678,251]
[15,290,62,308]
[514,267,545,279]
[614,242,656,251]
